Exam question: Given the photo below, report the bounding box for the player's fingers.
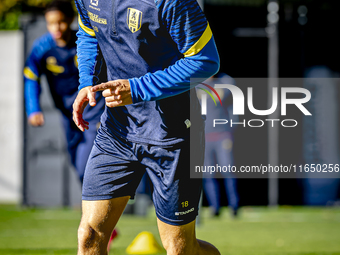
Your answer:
[114,86,121,95]
[38,115,45,126]
[104,95,121,102]
[73,88,91,113]
[102,88,114,98]
[75,119,88,131]
[74,99,89,117]
[88,90,97,107]
[72,111,89,131]
[79,118,89,127]
[82,122,89,130]
[73,109,89,126]
[114,80,130,94]
[29,113,45,126]
[72,114,77,126]
[29,117,40,127]
[74,121,83,131]
[73,96,84,113]
[72,111,80,126]
[106,100,122,108]
[73,111,83,124]
[91,81,117,92]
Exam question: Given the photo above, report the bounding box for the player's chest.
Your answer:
[42,47,77,76]
[83,0,159,38]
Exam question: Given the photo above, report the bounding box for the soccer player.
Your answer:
[24,0,105,184]
[24,1,119,250]
[73,0,221,254]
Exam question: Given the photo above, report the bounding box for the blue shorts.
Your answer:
[82,126,204,226]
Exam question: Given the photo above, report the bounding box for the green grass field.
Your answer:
[0,205,340,255]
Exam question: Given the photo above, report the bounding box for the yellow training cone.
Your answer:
[126,231,163,254]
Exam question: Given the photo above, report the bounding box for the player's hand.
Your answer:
[28,112,45,126]
[91,79,133,108]
[72,86,96,132]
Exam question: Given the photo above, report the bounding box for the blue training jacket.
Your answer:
[24,31,104,121]
[75,0,220,145]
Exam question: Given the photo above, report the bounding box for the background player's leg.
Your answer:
[74,122,98,184]
[203,177,221,216]
[77,196,129,255]
[224,177,239,216]
[203,141,222,216]
[217,136,240,216]
[157,219,220,255]
[61,115,83,181]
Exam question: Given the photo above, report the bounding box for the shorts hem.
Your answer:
[156,211,198,226]
[82,193,135,201]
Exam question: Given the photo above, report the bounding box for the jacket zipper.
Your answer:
[111,0,117,36]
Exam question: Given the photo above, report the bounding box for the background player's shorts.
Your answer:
[82,126,204,226]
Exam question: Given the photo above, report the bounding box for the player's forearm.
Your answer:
[24,78,42,116]
[129,38,220,103]
[76,28,98,90]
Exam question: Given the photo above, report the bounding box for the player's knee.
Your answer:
[78,224,93,246]
[78,223,102,248]
[165,246,194,255]
[161,238,192,255]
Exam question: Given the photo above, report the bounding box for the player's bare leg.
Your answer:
[77,196,130,255]
[157,218,220,255]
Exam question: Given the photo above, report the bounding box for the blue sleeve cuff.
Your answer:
[78,80,93,91]
[129,78,139,104]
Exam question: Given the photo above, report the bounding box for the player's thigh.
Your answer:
[143,139,203,225]
[82,127,145,201]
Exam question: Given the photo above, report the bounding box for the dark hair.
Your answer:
[45,0,75,18]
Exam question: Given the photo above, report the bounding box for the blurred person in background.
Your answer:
[200,72,239,217]
[23,0,117,250]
